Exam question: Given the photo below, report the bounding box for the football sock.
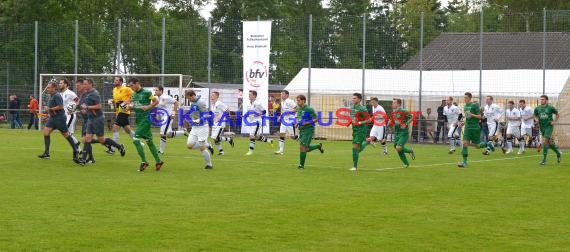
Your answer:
[113,131,119,142]
[104,138,122,149]
[87,146,94,160]
[249,139,255,150]
[70,134,80,145]
[159,136,167,152]
[543,144,549,160]
[215,140,223,152]
[403,147,413,153]
[462,146,468,164]
[147,139,161,163]
[352,148,359,168]
[300,152,307,166]
[359,141,368,153]
[201,149,212,166]
[89,139,111,149]
[65,135,77,151]
[44,135,51,154]
[279,137,285,152]
[398,150,409,166]
[308,144,320,152]
[82,142,92,161]
[133,139,147,163]
[550,143,561,156]
[168,130,186,138]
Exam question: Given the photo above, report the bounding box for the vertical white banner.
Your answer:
[242,20,272,134]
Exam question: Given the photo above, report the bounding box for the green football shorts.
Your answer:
[463,128,480,143]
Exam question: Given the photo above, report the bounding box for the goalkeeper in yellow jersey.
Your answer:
[108,76,134,154]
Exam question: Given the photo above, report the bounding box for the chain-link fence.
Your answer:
[0,10,569,147]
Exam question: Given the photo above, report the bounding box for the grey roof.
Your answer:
[400,32,570,70]
[192,82,286,91]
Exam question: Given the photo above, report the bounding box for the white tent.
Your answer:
[285,68,570,100]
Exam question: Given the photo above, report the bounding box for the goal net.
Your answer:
[38,74,190,130]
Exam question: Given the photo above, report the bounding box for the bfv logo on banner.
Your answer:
[245,61,268,88]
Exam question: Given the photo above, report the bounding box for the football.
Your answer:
[67,103,77,113]
[120,102,133,111]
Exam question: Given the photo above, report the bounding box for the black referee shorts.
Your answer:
[114,113,130,127]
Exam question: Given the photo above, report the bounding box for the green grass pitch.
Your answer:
[0,128,569,251]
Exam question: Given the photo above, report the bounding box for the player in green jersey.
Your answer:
[390,98,415,168]
[457,92,482,168]
[295,95,324,169]
[349,93,371,171]
[129,78,164,172]
[533,95,561,165]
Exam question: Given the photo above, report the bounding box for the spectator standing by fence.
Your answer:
[27,95,39,130]
[425,107,436,142]
[9,95,23,129]
[435,100,445,143]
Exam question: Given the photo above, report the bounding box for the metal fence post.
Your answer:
[542,8,546,95]
[308,14,313,106]
[362,14,366,101]
[116,19,122,74]
[6,62,9,109]
[419,12,424,143]
[161,17,166,85]
[34,21,38,98]
[74,20,78,84]
[208,18,212,86]
[479,7,483,102]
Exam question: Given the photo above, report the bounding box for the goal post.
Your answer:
[38,73,188,130]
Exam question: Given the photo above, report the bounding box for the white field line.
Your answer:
[373,154,544,171]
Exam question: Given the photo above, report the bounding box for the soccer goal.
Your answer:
[38,73,191,130]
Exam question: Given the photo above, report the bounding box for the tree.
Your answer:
[444,0,479,32]
[158,3,209,81]
[391,0,447,64]
[485,0,570,32]
[270,0,331,85]
[365,1,408,69]
[327,0,369,68]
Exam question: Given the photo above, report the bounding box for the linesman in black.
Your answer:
[38,80,81,162]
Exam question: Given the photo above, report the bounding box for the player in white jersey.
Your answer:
[245,90,274,155]
[482,96,503,155]
[518,99,534,154]
[58,79,81,152]
[184,90,214,169]
[365,97,388,154]
[443,97,462,154]
[210,91,234,155]
[505,101,521,154]
[154,86,185,154]
[275,90,297,155]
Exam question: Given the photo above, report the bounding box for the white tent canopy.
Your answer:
[285,68,570,100]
